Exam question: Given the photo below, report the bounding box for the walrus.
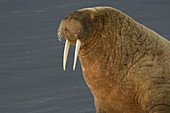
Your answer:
[58,7,170,113]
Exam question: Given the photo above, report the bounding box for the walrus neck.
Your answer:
[79,16,158,93]
[79,33,101,56]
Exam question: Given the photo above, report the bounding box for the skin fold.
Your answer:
[58,7,170,113]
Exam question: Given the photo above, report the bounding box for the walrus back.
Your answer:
[126,13,170,112]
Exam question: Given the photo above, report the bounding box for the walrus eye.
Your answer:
[93,16,99,23]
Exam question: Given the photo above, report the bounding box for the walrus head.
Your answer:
[58,8,104,70]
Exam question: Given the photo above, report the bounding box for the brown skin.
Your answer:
[58,7,170,113]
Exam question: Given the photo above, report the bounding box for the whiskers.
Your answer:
[57,21,65,42]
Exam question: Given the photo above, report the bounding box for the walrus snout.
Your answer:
[61,18,83,45]
[58,8,103,70]
[58,11,95,70]
[59,11,87,70]
[60,11,94,45]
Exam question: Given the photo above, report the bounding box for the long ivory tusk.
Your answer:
[63,39,70,70]
[73,39,81,70]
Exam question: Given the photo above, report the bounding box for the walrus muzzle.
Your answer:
[58,11,93,70]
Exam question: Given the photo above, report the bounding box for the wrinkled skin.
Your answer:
[58,7,170,113]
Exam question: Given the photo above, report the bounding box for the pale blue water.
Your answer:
[0,0,169,113]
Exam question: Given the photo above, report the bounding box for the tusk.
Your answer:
[73,39,81,70]
[63,39,70,70]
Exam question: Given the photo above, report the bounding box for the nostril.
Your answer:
[64,28,71,38]
[64,27,70,33]
[65,28,68,31]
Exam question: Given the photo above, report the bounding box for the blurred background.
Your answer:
[0,0,169,113]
